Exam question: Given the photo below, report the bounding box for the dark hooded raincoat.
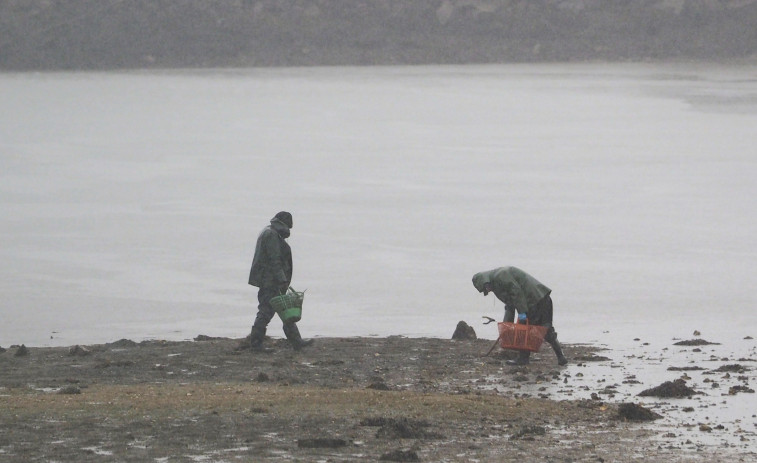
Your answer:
[248,220,292,290]
[472,266,551,316]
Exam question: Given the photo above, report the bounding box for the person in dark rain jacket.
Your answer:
[472,266,567,366]
[248,211,312,351]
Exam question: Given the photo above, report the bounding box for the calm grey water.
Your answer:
[1,64,756,348]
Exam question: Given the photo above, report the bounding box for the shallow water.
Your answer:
[550,332,756,451]
[1,63,756,349]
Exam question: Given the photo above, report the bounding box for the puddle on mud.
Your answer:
[508,333,756,452]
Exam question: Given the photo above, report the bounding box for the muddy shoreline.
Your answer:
[1,335,755,462]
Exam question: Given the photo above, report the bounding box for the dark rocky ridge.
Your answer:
[2,0,757,71]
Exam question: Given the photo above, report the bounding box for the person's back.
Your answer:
[249,224,292,289]
[492,266,551,312]
[473,266,551,315]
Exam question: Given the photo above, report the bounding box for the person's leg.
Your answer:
[530,295,567,365]
[283,322,314,350]
[540,296,567,365]
[250,287,277,348]
[545,327,568,365]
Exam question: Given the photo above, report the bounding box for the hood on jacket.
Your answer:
[272,211,293,229]
[472,270,496,294]
[270,219,291,239]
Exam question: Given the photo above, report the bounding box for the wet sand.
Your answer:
[1,335,755,462]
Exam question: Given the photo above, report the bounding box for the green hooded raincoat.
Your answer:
[472,266,551,315]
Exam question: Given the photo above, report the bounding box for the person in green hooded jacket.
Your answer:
[248,211,312,351]
[472,266,567,366]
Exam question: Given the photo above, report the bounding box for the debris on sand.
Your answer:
[379,449,420,462]
[107,339,138,348]
[376,420,429,439]
[68,345,90,357]
[360,417,396,427]
[712,364,749,373]
[367,381,392,391]
[617,403,662,421]
[57,385,82,395]
[638,379,698,398]
[363,417,440,439]
[297,438,348,448]
[95,359,135,369]
[194,334,226,341]
[673,339,720,346]
[312,359,345,366]
[510,425,547,440]
[234,338,251,351]
[451,321,476,340]
[728,385,755,395]
[667,366,705,371]
[573,354,611,362]
[14,344,28,357]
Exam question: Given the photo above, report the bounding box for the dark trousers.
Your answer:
[528,295,554,328]
[504,295,553,326]
[253,286,299,340]
[505,295,557,339]
[505,295,565,363]
[253,286,278,329]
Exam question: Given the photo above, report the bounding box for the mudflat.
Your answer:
[0,336,753,462]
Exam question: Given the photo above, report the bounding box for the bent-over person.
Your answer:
[472,266,567,366]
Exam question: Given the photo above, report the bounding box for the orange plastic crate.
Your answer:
[497,322,548,352]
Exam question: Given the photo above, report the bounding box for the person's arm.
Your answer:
[503,282,529,315]
[504,306,515,323]
[494,278,520,322]
[263,232,288,291]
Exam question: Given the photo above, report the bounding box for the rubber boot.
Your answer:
[283,323,314,351]
[545,329,568,365]
[249,325,273,353]
[506,350,530,366]
[551,341,568,366]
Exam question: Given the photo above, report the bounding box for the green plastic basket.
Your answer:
[270,287,304,323]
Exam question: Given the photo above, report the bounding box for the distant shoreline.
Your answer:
[3,0,757,71]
